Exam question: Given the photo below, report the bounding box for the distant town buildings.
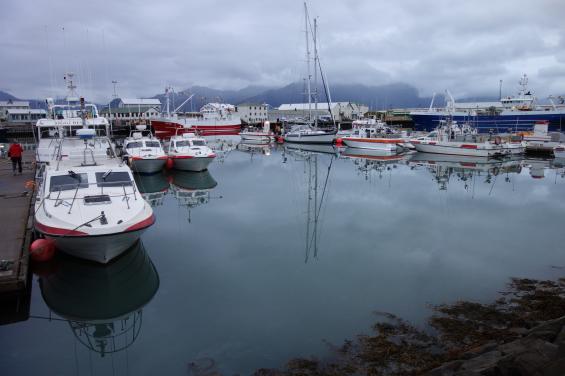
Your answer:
[236,103,268,124]
[269,102,368,123]
[0,100,46,124]
[99,98,161,125]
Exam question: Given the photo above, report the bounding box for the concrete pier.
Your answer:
[0,153,35,293]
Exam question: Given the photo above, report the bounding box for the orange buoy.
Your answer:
[165,158,174,169]
[29,239,56,262]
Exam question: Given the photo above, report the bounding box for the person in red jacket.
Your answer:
[8,142,23,175]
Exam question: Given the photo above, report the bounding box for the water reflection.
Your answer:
[409,153,523,191]
[341,147,410,181]
[235,141,272,160]
[134,171,170,207]
[168,169,220,222]
[284,146,335,263]
[38,241,159,358]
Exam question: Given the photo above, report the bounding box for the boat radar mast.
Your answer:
[63,72,78,103]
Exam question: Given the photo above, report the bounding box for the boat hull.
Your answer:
[151,119,241,138]
[341,137,403,152]
[129,157,167,174]
[284,131,336,144]
[172,156,214,172]
[39,228,148,264]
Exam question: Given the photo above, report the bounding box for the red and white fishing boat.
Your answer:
[151,91,241,138]
[122,126,167,174]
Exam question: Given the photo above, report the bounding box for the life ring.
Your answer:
[494,136,502,145]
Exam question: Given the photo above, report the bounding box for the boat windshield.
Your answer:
[145,141,161,148]
[175,141,190,147]
[126,141,143,149]
[192,140,206,146]
[49,173,89,192]
[95,171,133,187]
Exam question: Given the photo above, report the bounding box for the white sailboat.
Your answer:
[284,3,337,144]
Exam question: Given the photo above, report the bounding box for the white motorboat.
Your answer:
[35,146,155,264]
[122,127,167,174]
[341,125,406,153]
[167,132,216,172]
[240,121,274,143]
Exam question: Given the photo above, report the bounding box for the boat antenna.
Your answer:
[499,79,503,100]
[304,1,312,123]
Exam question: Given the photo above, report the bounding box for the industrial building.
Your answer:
[269,102,368,123]
[235,103,268,124]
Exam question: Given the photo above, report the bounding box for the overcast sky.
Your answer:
[1,0,564,102]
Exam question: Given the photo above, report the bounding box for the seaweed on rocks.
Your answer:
[252,277,565,376]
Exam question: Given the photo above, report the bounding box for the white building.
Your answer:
[118,98,161,109]
[274,102,368,122]
[235,103,268,124]
[0,100,31,121]
[99,106,160,123]
[5,109,47,124]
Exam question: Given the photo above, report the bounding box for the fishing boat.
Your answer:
[151,89,241,138]
[341,124,407,152]
[166,132,215,171]
[554,145,565,158]
[410,75,565,133]
[34,133,155,264]
[522,120,565,153]
[36,73,114,165]
[283,3,337,145]
[122,126,167,174]
[240,121,274,143]
[411,119,509,157]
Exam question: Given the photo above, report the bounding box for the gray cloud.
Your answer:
[1,0,564,102]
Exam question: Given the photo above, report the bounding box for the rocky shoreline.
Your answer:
[426,315,565,375]
[249,277,565,376]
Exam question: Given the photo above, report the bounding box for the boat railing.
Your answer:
[45,179,139,214]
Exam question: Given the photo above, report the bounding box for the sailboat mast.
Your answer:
[304,1,312,122]
[313,17,318,129]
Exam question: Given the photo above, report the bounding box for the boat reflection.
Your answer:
[39,241,159,357]
[168,170,220,222]
[284,142,339,156]
[236,141,272,160]
[409,153,523,191]
[134,171,170,207]
[341,147,410,180]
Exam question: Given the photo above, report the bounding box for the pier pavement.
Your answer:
[0,153,35,293]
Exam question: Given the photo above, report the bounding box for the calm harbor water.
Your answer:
[2,142,565,375]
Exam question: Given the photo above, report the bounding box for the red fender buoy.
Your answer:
[335,138,343,146]
[165,158,174,169]
[29,239,56,262]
